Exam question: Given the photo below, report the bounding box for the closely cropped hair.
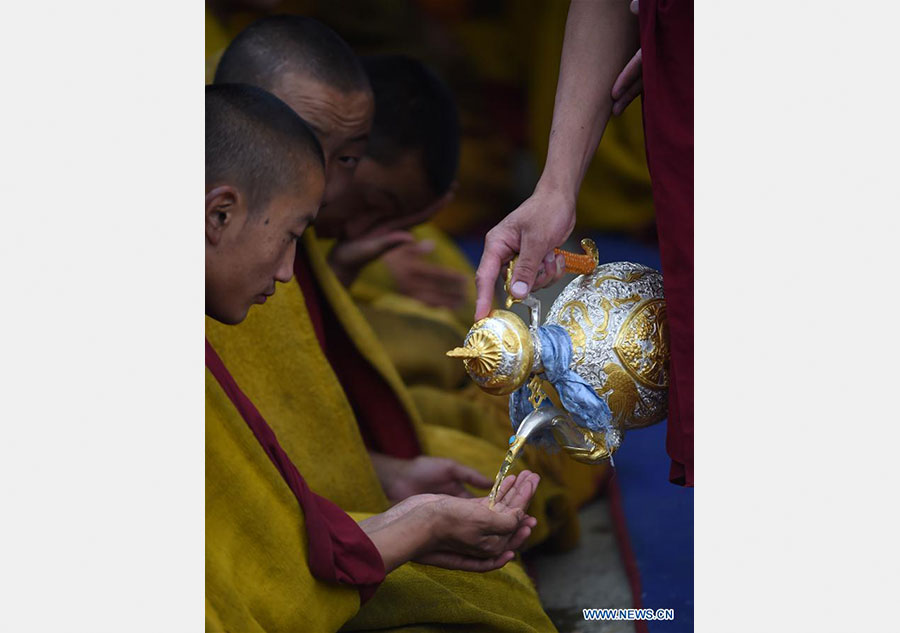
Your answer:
[206,83,324,214]
[213,15,370,95]
[362,55,460,197]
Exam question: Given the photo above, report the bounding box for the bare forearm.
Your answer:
[538,0,638,198]
[359,508,434,573]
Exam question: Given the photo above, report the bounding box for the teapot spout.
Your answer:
[515,406,616,465]
[515,406,570,443]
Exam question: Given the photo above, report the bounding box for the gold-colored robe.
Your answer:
[207,368,558,633]
[206,230,580,548]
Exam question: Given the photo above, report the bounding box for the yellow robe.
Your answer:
[206,230,579,548]
[207,368,558,633]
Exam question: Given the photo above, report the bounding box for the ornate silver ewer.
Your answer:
[447,239,669,496]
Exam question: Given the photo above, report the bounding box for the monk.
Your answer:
[308,52,608,520]
[318,54,473,323]
[205,82,557,632]
[210,14,514,508]
[209,17,604,548]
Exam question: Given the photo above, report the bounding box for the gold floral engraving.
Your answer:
[592,297,613,341]
[593,270,646,289]
[598,362,642,427]
[556,300,592,364]
[613,299,669,389]
[502,328,520,354]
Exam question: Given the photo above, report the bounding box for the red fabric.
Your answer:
[294,245,422,459]
[640,0,694,486]
[206,339,385,603]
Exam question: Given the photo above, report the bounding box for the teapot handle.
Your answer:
[502,238,600,329]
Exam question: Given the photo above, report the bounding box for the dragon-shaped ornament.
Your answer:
[448,239,669,482]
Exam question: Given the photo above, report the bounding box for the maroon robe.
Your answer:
[640,0,694,486]
[206,339,386,602]
[293,244,422,460]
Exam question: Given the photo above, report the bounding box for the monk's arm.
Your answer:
[474,0,638,317]
[359,472,540,573]
[540,0,638,198]
[359,501,436,573]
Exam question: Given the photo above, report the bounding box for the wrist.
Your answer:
[533,177,578,211]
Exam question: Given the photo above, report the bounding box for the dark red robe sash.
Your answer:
[206,339,385,602]
[294,244,421,459]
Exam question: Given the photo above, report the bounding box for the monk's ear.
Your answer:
[206,185,241,246]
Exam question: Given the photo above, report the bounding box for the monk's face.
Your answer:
[319,150,445,241]
[205,170,325,324]
[272,73,374,208]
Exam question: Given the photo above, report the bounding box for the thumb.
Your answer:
[509,246,545,299]
[481,506,523,534]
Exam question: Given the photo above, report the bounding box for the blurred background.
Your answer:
[206,0,657,255]
[206,2,691,631]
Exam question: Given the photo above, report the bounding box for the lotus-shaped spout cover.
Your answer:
[446,309,537,396]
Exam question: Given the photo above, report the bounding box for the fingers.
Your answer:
[452,463,492,489]
[611,49,643,116]
[612,77,643,116]
[419,550,515,572]
[500,471,541,512]
[335,230,415,268]
[509,238,545,299]
[492,474,517,506]
[532,252,568,291]
[462,551,515,572]
[479,504,523,535]
[505,522,534,551]
[474,234,513,320]
[549,253,567,285]
[611,49,642,100]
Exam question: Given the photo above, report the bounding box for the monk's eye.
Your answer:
[338,156,360,168]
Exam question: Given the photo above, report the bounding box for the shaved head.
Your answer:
[363,55,460,197]
[205,83,324,214]
[213,15,370,95]
[213,15,375,205]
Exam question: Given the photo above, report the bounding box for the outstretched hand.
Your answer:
[327,230,416,287]
[382,240,470,310]
[415,470,540,571]
[374,454,493,502]
[360,470,541,573]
